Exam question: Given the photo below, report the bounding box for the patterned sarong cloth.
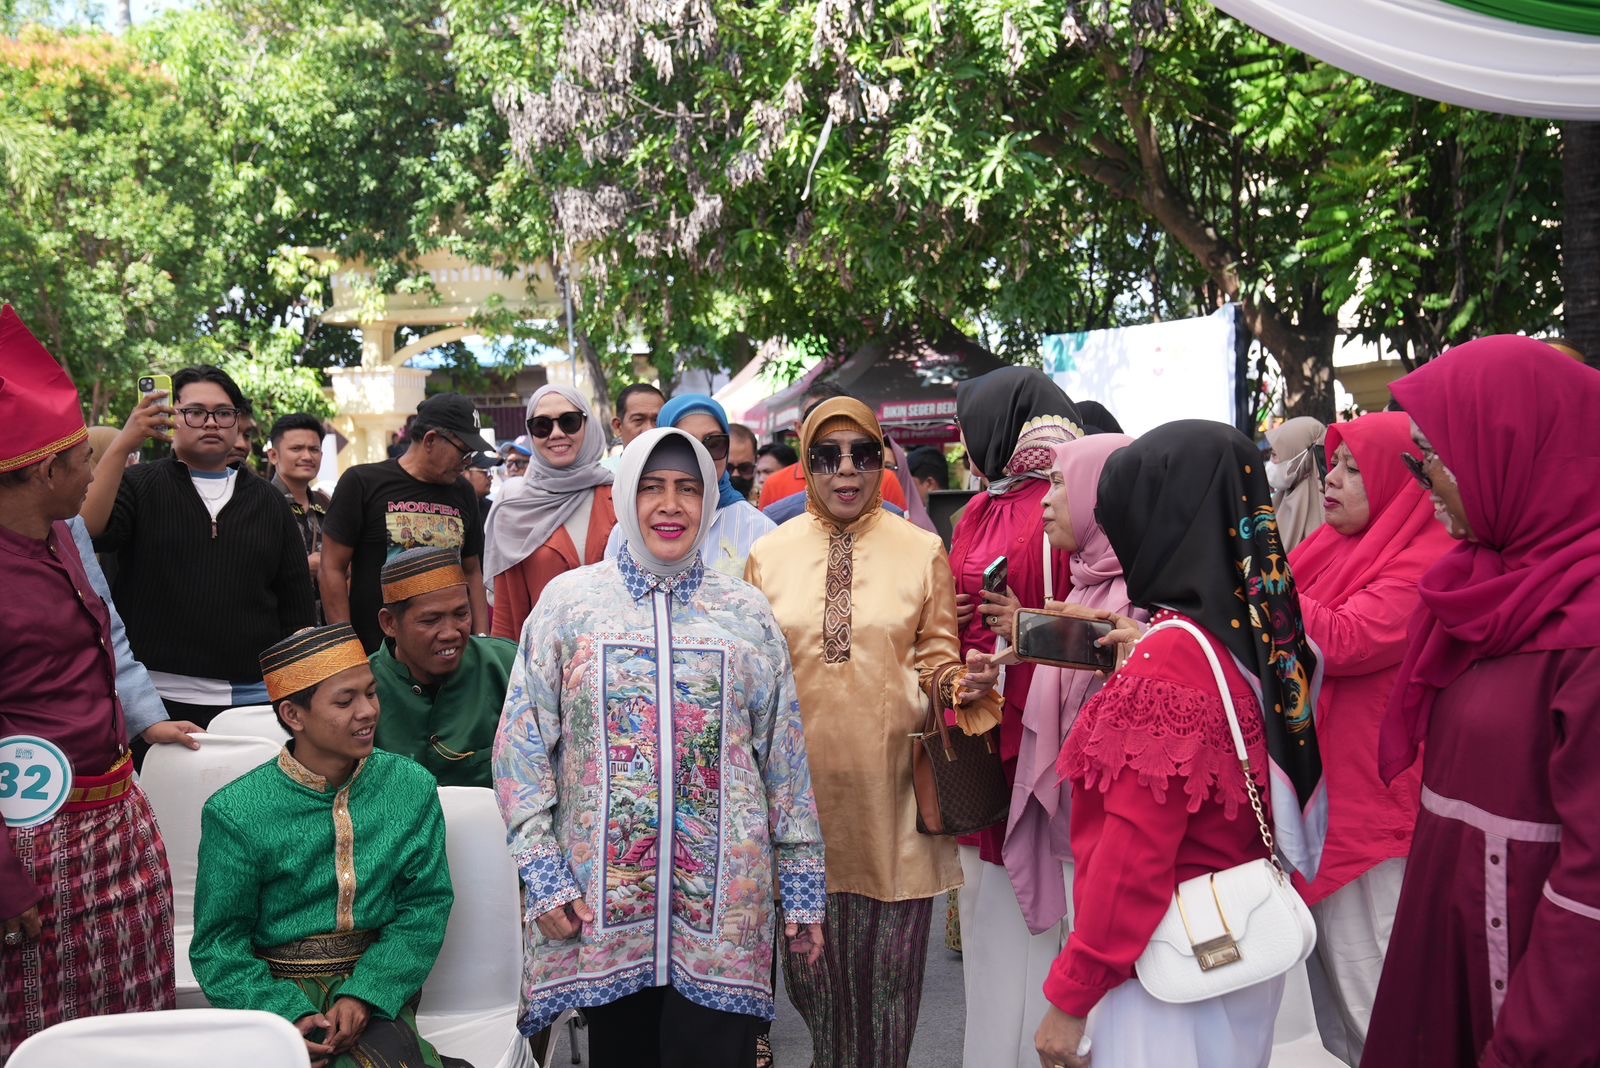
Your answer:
[256,931,471,1068]
[0,781,175,1059]
[782,892,935,1068]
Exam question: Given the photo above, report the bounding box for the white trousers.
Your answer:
[1087,973,1285,1068]
[1305,857,1406,1066]
[957,845,1071,1068]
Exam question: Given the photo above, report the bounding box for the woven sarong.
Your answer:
[256,931,472,1068]
[782,891,934,1068]
[1,782,175,1059]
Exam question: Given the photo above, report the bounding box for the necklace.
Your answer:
[193,472,234,539]
[193,476,232,503]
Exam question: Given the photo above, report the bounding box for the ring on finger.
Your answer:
[3,931,22,946]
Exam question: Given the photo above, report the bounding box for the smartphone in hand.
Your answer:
[1013,610,1117,672]
[982,555,1009,595]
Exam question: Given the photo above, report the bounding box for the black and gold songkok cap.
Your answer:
[260,624,369,703]
[380,546,467,605]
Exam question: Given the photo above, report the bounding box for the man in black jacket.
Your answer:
[87,365,314,734]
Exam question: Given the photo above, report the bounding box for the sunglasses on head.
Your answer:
[1401,451,1433,491]
[528,411,588,438]
[807,441,884,475]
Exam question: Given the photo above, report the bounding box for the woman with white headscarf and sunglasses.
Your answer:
[486,385,617,640]
[494,427,826,1067]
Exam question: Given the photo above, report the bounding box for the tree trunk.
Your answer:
[111,0,132,34]
[1562,122,1600,363]
[573,330,614,428]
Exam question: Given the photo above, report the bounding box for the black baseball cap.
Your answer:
[412,393,491,454]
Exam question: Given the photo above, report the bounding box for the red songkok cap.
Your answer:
[0,305,88,474]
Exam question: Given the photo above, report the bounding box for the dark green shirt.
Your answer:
[370,635,516,788]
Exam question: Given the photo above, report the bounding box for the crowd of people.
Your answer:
[2,297,1598,1068]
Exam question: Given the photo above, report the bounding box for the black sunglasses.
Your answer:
[807,441,884,476]
[1401,451,1432,491]
[528,411,588,439]
[696,432,730,461]
[728,461,757,479]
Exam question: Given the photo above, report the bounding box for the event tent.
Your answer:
[742,331,1014,442]
[1210,0,1600,120]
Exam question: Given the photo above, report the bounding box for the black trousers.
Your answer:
[584,986,758,1068]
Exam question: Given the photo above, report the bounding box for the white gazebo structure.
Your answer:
[314,250,574,465]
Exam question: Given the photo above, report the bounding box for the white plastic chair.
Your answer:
[207,704,291,742]
[139,733,284,1009]
[417,786,536,1068]
[1271,961,1346,1066]
[9,1008,309,1067]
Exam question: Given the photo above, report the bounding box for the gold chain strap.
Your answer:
[1240,759,1286,879]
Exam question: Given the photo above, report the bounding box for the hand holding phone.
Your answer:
[1011,608,1117,672]
[982,555,1009,595]
[129,374,175,446]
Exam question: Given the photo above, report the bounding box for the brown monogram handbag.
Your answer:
[911,666,1009,836]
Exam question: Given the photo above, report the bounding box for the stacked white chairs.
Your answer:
[9,1008,310,1067]
[139,733,285,1008]
[418,785,536,1068]
[1270,961,1346,1066]
[206,704,291,742]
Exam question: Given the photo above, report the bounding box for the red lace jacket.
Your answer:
[1043,609,1272,1017]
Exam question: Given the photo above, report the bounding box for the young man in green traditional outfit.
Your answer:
[370,547,517,787]
[190,623,468,1068]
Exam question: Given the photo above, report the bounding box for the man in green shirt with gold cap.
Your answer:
[370,547,516,787]
[191,623,466,1067]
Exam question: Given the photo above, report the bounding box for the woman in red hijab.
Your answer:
[1286,412,1453,1064]
[1362,337,1600,1068]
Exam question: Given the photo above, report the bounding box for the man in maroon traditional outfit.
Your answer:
[0,305,176,1058]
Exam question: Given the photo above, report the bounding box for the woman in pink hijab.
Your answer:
[1286,412,1454,1063]
[997,433,1143,1067]
[1363,337,1600,1068]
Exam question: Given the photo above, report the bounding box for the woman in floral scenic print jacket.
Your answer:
[493,427,825,1068]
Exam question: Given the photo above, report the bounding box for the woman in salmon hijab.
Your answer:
[1285,412,1454,1064]
[1363,337,1600,1068]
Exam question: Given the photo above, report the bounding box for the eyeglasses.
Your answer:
[504,457,529,473]
[177,406,241,429]
[807,441,884,475]
[432,431,476,469]
[1401,451,1433,491]
[528,411,587,439]
[728,461,757,479]
[696,433,730,461]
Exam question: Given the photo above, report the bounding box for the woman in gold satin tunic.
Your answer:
[745,397,999,1068]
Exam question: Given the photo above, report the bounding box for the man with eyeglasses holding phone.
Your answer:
[321,393,492,653]
[86,365,314,740]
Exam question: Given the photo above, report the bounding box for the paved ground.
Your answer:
[544,894,967,1067]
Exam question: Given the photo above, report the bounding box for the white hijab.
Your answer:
[484,385,613,579]
[613,427,720,579]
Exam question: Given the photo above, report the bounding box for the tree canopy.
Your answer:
[0,0,1574,426]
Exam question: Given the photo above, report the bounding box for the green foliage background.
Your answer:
[0,0,1570,428]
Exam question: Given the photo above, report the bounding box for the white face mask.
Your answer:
[1266,449,1313,493]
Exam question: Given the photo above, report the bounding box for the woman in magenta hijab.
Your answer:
[1285,412,1453,1064]
[1362,337,1600,1068]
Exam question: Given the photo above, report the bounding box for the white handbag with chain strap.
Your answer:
[1132,619,1317,1004]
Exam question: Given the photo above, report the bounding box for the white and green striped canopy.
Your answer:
[1211,0,1600,118]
